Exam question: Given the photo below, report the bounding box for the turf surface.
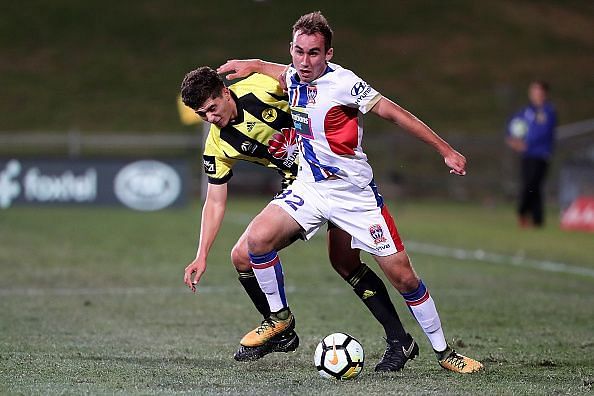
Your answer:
[1,199,593,394]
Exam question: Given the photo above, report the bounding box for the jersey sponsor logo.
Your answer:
[261,108,278,122]
[351,81,373,106]
[202,155,216,174]
[268,127,298,167]
[241,141,257,154]
[351,81,367,96]
[307,85,317,104]
[291,108,314,139]
[246,121,256,132]
[369,223,387,245]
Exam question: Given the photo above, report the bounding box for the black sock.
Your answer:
[237,269,271,319]
[346,263,408,342]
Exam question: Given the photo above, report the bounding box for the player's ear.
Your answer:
[325,47,334,61]
[289,41,293,54]
[222,87,231,100]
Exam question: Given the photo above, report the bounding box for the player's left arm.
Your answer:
[371,96,467,176]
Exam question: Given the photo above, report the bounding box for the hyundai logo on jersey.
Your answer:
[351,81,367,96]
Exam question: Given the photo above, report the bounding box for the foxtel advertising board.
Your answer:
[0,159,189,211]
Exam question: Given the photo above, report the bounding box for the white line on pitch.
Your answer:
[405,241,594,278]
[225,211,594,279]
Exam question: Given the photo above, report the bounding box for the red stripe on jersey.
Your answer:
[324,105,359,155]
[381,203,405,252]
[405,290,430,306]
[251,255,280,269]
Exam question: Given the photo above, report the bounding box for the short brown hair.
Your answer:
[531,80,550,93]
[180,67,225,110]
[292,11,333,52]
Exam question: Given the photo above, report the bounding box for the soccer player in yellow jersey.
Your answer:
[181,66,416,366]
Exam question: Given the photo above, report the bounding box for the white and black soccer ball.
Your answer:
[314,332,364,380]
[509,117,529,139]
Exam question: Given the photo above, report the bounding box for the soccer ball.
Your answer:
[314,333,364,380]
[509,117,529,138]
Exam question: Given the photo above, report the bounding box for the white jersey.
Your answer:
[286,62,382,189]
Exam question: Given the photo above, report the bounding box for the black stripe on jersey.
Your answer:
[208,171,233,185]
[240,93,293,132]
[219,124,298,175]
[267,91,289,101]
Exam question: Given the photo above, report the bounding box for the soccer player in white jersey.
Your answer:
[218,11,483,374]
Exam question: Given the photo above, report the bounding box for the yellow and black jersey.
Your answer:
[202,73,298,188]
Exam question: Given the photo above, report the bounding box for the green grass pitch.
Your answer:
[1,198,592,394]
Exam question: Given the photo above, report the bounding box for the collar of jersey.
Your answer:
[290,63,335,86]
[228,90,244,125]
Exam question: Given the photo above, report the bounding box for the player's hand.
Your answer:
[505,137,526,153]
[217,59,260,80]
[183,258,207,293]
[278,65,289,93]
[444,149,467,176]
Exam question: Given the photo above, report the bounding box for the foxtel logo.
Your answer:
[0,160,21,208]
[0,160,97,209]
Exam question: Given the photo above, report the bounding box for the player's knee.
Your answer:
[230,244,251,271]
[400,274,420,293]
[394,252,419,291]
[330,256,361,279]
[247,225,274,255]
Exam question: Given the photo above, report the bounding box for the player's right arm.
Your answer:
[217,59,287,82]
[183,182,228,292]
[371,97,467,176]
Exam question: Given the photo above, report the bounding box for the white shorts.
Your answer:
[270,177,404,256]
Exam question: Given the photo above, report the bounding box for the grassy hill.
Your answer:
[1,0,593,134]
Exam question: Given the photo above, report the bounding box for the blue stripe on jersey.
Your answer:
[369,179,384,208]
[289,84,309,108]
[289,64,335,107]
[300,139,341,181]
[321,64,336,77]
[300,139,325,181]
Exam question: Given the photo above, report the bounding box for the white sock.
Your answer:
[401,279,447,352]
[249,250,287,313]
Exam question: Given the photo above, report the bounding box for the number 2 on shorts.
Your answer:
[275,189,304,211]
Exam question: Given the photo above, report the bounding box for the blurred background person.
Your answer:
[506,81,557,228]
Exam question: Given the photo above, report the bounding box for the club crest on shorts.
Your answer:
[369,224,387,245]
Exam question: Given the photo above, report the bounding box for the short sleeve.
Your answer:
[332,69,382,114]
[202,124,236,184]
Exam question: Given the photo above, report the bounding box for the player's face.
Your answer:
[195,87,237,128]
[290,31,333,83]
[528,83,547,107]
